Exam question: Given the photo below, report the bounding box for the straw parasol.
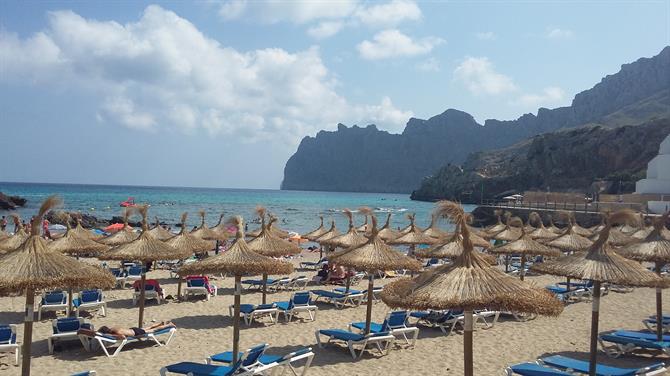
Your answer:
[210,212,227,234]
[488,218,561,280]
[0,228,9,242]
[70,215,103,241]
[527,212,559,241]
[381,201,563,376]
[0,215,29,252]
[0,196,115,376]
[192,210,229,243]
[570,220,594,238]
[329,214,422,334]
[356,212,369,233]
[375,213,401,242]
[547,215,565,234]
[389,213,439,256]
[303,215,327,241]
[618,211,670,341]
[399,213,424,235]
[414,231,498,265]
[320,209,368,249]
[591,227,634,246]
[148,216,174,241]
[100,206,190,327]
[544,213,593,253]
[490,216,522,242]
[484,210,509,237]
[178,216,292,364]
[167,213,216,298]
[314,220,340,257]
[247,211,300,304]
[422,212,448,239]
[98,209,139,246]
[531,209,666,376]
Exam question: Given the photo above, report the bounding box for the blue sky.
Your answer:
[1,0,668,189]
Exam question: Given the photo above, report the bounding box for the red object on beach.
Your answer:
[104,223,126,233]
[120,197,136,207]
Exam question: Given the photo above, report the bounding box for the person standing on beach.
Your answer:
[42,219,51,239]
[0,216,6,231]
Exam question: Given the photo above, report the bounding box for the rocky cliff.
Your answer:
[411,118,670,202]
[282,46,670,193]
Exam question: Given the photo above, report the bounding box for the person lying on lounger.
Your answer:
[91,321,176,339]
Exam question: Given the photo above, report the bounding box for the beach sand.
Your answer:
[0,251,667,375]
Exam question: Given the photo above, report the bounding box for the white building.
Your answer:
[637,133,670,213]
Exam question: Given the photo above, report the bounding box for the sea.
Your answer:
[0,182,475,234]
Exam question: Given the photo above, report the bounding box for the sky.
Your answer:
[0,0,668,189]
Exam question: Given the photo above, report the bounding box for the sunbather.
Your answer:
[94,321,175,339]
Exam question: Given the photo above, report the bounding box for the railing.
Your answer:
[479,199,644,213]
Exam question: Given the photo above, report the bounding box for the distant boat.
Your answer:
[120,197,136,207]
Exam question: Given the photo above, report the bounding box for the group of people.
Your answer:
[313,262,351,284]
[0,215,51,239]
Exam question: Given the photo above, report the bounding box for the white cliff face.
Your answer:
[637,133,670,213]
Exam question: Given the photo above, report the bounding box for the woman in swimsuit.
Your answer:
[97,321,175,339]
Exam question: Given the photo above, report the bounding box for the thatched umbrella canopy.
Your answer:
[374,213,401,242]
[389,214,439,255]
[321,209,368,249]
[484,210,509,237]
[618,211,670,341]
[303,215,327,241]
[531,210,666,376]
[544,221,593,253]
[0,196,115,376]
[98,210,139,246]
[527,213,559,241]
[423,213,449,239]
[315,220,340,245]
[148,216,174,241]
[70,216,103,241]
[48,214,109,256]
[248,215,301,304]
[547,215,565,234]
[100,206,190,327]
[178,216,292,364]
[399,213,424,235]
[381,201,563,376]
[330,214,422,333]
[0,215,29,252]
[192,210,228,242]
[0,229,8,242]
[356,212,369,233]
[210,213,227,235]
[631,226,654,240]
[591,227,633,246]
[491,216,522,242]
[414,231,497,265]
[489,218,561,280]
[570,222,594,237]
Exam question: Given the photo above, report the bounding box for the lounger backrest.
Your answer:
[385,311,408,329]
[187,278,206,287]
[279,347,312,362]
[53,318,83,334]
[257,303,276,310]
[110,268,123,277]
[128,266,143,276]
[242,343,268,367]
[44,291,66,304]
[80,290,101,303]
[0,325,15,344]
[291,292,311,307]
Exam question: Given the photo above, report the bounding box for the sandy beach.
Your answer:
[0,251,667,376]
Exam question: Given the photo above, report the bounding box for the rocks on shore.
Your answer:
[0,192,27,210]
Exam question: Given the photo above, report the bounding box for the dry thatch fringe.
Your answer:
[315,220,340,244]
[166,212,214,254]
[178,215,293,276]
[48,214,110,256]
[343,208,354,229]
[358,207,373,216]
[256,206,267,223]
[329,215,422,273]
[31,196,62,235]
[531,210,667,287]
[97,209,138,246]
[302,216,327,240]
[247,216,301,257]
[618,212,670,264]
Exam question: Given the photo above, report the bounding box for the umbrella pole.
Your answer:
[588,280,601,376]
[319,245,323,259]
[215,240,219,255]
[345,276,351,293]
[464,310,474,376]
[655,263,664,341]
[409,245,416,277]
[176,277,183,301]
[364,275,374,335]
[262,273,268,305]
[519,255,526,281]
[138,273,147,327]
[67,288,74,317]
[21,289,35,376]
[232,275,242,364]
[505,255,510,272]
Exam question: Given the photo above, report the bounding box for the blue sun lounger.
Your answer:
[541,354,666,375]
[315,329,394,359]
[48,317,92,354]
[410,309,464,335]
[274,292,318,322]
[160,358,251,376]
[208,344,315,376]
[0,324,19,366]
[643,315,670,333]
[310,289,363,309]
[349,310,419,347]
[505,362,572,375]
[229,303,279,325]
[599,331,670,358]
[78,325,176,357]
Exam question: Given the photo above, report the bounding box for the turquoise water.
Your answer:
[0,182,474,234]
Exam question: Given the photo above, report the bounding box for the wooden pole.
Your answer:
[319,245,323,260]
[344,276,351,293]
[261,273,268,305]
[519,255,526,281]
[137,273,147,328]
[588,281,601,376]
[464,310,474,376]
[176,277,183,301]
[67,288,74,317]
[21,289,34,376]
[232,275,242,364]
[655,263,664,341]
[364,275,374,335]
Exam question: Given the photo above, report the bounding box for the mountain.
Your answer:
[411,118,670,202]
[281,46,670,193]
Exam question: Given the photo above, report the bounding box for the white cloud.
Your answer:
[354,0,421,27]
[218,0,247,20]
[475,31,496,40]
[546,28,574,39]
[453,57,517,95]
[515,86,566,107]
[1,6,412,142]
[307,21,343,39]
[357,29,443,60]
[217,0,358,24]
[416,57,440,72]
